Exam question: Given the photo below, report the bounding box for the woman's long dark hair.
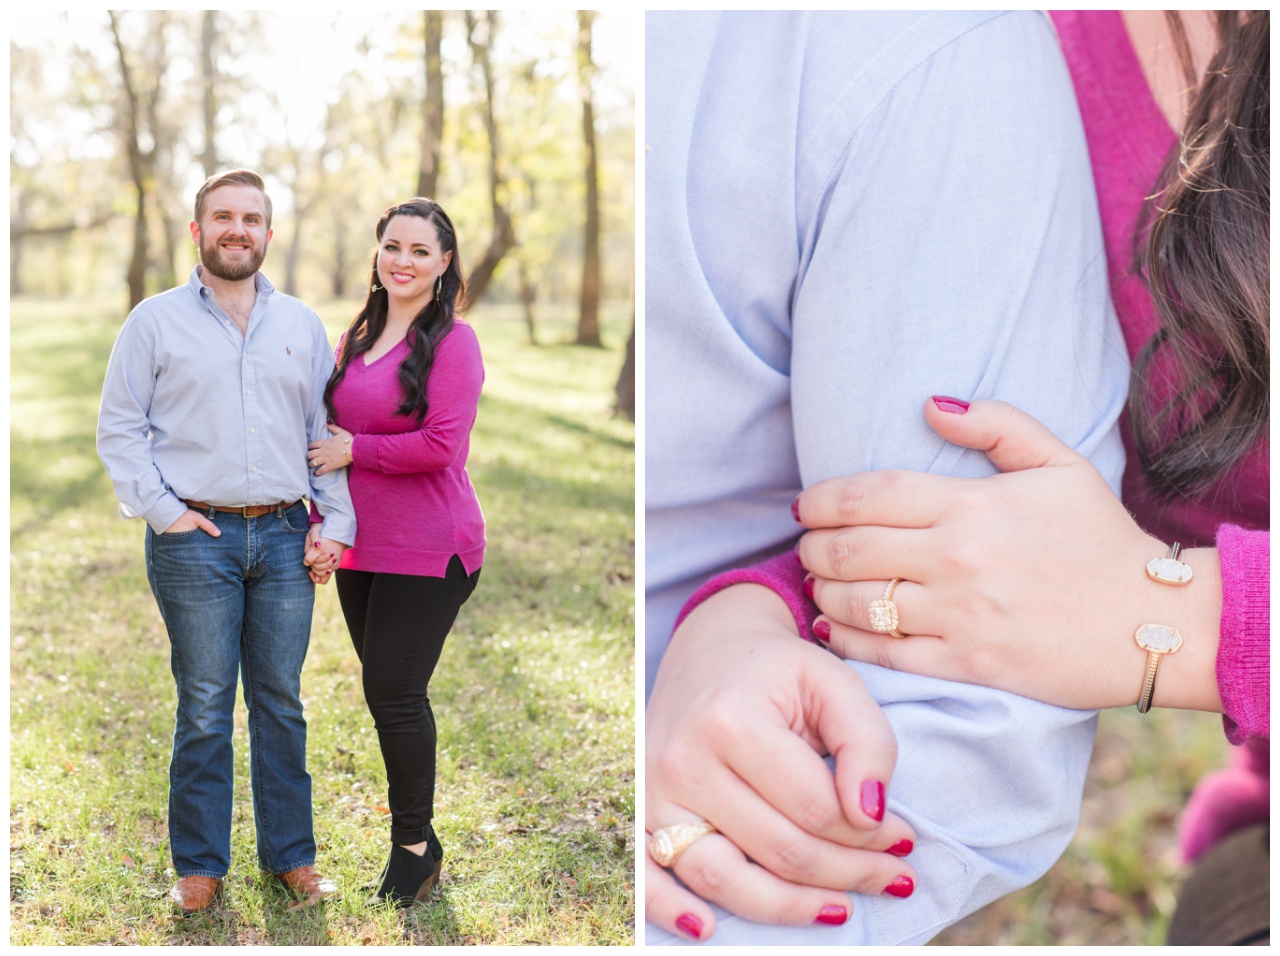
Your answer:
[1130,10,1269,500]
[324,199,466,423]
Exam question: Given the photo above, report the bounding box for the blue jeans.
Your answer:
[145,501,315,877]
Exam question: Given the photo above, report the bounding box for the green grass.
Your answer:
[931,706,1232,945]
[9,296,636,945]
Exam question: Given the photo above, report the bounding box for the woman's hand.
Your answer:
[308,423,354,476]
[646,584,918,940]
[304,523,345,585]
[796,398,1223,713]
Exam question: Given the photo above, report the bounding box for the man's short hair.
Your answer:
[193,169,273,229]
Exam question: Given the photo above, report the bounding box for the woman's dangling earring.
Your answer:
[435,275,443,299]
[371,282,382,292]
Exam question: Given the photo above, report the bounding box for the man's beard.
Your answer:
[199,235,266,281]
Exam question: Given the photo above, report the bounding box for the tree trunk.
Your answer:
[613,317,635,421]
[283,201,307,297]
[199,11,219,178]
[575,11,602,346]
[10,237,24,296]
[464,11,516,304]
[330,206,348,299]
[518,256,537,345]
[109,11,150,310]
[417,11,444,199]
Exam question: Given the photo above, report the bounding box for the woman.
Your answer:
[673,8,1269,946]
[307,198,485,906]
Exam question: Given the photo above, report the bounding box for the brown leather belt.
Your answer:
[182,499,300,519]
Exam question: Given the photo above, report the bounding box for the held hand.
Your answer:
[796,398,1223,713]
[304,529,346,586]
[308,423,354,476]
[162,510,221,537]
[646,584,917,939]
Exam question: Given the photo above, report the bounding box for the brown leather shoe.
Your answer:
[275,864,337,906]
[170,875,222,915]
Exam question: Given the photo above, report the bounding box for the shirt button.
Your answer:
[251,466,258,473]
[249,427,256,434]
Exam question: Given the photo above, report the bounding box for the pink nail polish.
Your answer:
[931,395,970,414]
[815,905,848,926]
[803,574,815,601]
[675,913,703,939]
[887,839,914,857]
[883,875,914,898]
[860,780,885,822]
[791,496,801,523]
[813,619,831,642]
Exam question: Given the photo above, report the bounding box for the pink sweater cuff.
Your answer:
[1215,524,1270,743]
[672,550,819,644]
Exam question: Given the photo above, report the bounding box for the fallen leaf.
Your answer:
[121,853,136,867]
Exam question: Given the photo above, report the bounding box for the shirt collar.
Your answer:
[187,264,277,300]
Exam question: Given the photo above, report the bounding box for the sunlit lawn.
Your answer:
[9,295,636,945]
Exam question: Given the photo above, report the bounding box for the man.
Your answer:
[97,169,355,915]
[644,11,1130,944]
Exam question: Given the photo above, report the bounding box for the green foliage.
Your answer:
[9,296,635,945]
[11,11,635,309]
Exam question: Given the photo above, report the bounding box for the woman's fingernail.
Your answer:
[883,875,915,898]
[860,780,885,822]
[931,395,970,414]
[887,839,914,857]
[813,619,831,642]
[791,496,801,522]
[675,913,704,939]
[815,905,848,926]
[803,574,815,601]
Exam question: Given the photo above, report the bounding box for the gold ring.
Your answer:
[869,578,906,638]
[648,821,717,868]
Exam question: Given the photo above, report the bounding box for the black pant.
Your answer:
[336,556,480,845]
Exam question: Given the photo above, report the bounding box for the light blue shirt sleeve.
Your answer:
[96,302,190,533]
[305,317,356,546]
[645,10,1129,946]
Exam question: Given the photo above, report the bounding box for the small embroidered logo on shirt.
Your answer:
[286,347,292,356]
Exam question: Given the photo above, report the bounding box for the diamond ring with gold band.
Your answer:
[868,578,906,638]
[648,821,718,868]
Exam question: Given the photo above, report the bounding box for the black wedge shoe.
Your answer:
[371,843,441,907]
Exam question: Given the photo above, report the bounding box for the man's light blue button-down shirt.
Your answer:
[97,265,356,545]
[645,10,1131,946]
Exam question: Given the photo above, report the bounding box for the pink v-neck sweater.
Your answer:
[330,321,485,577]
[1051,9,1267,744]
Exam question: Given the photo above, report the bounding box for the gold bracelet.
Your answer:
[343,447,353,465]
[1135,542,1189,713]
[1134,624,1183,713]
[1147,541,1193,585]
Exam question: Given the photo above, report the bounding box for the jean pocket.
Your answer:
[279,504,311,535]
[156,527,205,539]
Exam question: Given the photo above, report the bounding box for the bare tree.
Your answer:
[613,316,635,420]
[199,11,220,178]
[463,10,516,304]
[109,10,169,309]
[417,11,445,199]
[575,11,602,346]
